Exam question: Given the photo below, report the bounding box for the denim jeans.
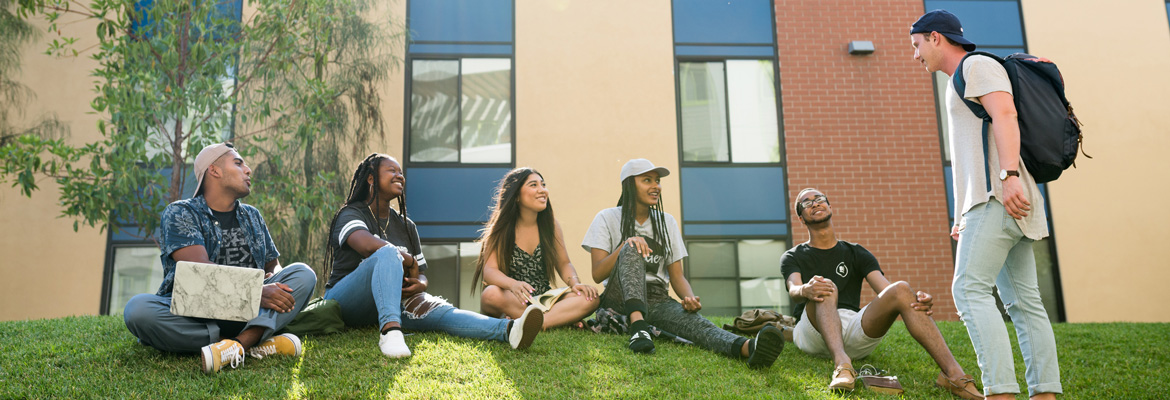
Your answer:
[124,263,316,353]
[325,245,509,342]
[325,245,405,328]
[953,199,1062,396]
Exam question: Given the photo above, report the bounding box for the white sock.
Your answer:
[379,330,411,358]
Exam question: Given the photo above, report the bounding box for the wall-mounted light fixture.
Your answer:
[848,40,875,55]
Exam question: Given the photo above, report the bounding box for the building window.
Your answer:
[419,242,481,311]
[104,245,164,315]
[409,58,513,164]
[679,60,781,163]
[686,239,789,317]
[672,0,787,316]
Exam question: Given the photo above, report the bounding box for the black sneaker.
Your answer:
[627,320,655,354]
[747,325,785,369]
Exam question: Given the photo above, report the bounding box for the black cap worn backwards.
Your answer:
[911,9,976,52]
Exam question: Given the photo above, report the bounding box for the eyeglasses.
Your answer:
[799,195,828,209]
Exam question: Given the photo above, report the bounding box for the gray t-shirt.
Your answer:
[946,54,1049,240]
[581,206,688,285]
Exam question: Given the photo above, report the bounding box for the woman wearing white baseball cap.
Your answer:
[581,159,785,367]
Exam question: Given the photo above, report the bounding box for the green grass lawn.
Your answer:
[1,315,1166,399]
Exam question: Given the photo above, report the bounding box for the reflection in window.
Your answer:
[420,242,482,311]
[687,239,788,316]
[679,60,780,163]
[726,60,780,163]
[108,247,164,315]
[409,58,512,164]
[680,62,729,162]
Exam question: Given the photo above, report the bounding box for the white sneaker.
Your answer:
[508,305,544,350]
[379,330,411,358]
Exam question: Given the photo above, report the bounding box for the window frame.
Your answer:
[404,56,516,166]
[683,238,791,316]
[418,240,482,310]
[402,0,517,169]
[100,232,161,315]
[673,56,787,167]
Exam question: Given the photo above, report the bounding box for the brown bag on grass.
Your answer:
[722,309,797,341]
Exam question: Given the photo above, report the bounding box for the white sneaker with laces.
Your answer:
[509,305,544,350]
[379,330,411,358]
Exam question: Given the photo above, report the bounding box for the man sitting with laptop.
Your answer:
[124,142,317,374]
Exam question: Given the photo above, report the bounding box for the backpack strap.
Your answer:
[951,51,1003,193]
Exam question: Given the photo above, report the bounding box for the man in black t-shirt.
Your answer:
[782,188,982,399]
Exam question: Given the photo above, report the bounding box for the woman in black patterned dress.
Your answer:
[473,168,600,329]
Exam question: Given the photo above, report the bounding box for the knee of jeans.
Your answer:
[370,245,405,268]
[123,294,156,329]
[372,244,400,258]
[617,245,643,265]
[282,263,318,291]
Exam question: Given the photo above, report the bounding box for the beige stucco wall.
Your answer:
[514,1,679,287]
[1021,0,1170,322]
[0,17,108,321]
[371,0,408,162]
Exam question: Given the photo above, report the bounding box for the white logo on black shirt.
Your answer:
[836,262,849,278]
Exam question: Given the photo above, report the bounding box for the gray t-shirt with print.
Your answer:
[581,207,687,286]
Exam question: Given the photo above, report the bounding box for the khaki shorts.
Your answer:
[793,305,884,360]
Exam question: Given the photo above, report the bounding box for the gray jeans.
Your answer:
[123,263,317,353]
[600,246,747,357]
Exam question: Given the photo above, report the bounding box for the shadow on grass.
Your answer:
[296,326,410,398]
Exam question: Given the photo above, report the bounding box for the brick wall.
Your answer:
[775,0,960,319]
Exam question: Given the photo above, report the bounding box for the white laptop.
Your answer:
[170,261,264,322]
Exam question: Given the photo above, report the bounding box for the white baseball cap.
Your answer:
[619,158,671,183]
[192,142,235,197]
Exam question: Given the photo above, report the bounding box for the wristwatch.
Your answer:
[999,169,1020,181]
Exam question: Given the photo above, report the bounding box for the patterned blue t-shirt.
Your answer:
[155,195,280,296]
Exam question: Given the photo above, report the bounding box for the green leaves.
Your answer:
[2,0,399,249]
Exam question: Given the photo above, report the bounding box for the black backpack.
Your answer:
[952,51,1087,188]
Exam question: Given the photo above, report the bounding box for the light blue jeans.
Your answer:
[953,199,1062,396]
[324,245,509,342]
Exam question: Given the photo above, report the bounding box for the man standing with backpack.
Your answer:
[909,10,1062,400]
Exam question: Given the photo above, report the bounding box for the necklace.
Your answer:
[367,202,391,237]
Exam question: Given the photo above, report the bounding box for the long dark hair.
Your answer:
[471,167,561,293]
[617,176,672,263]
[323,154,414,282]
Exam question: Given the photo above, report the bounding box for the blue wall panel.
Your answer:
[409,44,513,55]
[684,223,787,237]
[923,1,1023,47]
[405,167,510,224]
[680,167,786,222]
[416,224,483,240]
[980,47,1026,58]
[675,45,775,57]
[673,0,775,45]
[409,0,512,43]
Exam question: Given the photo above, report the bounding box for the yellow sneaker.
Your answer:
[249,333,303,359]
[200,339,244,374]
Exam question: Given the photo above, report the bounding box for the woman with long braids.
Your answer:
[581,159,786,367]
[473,167,600,329]
[323,154,543,358]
